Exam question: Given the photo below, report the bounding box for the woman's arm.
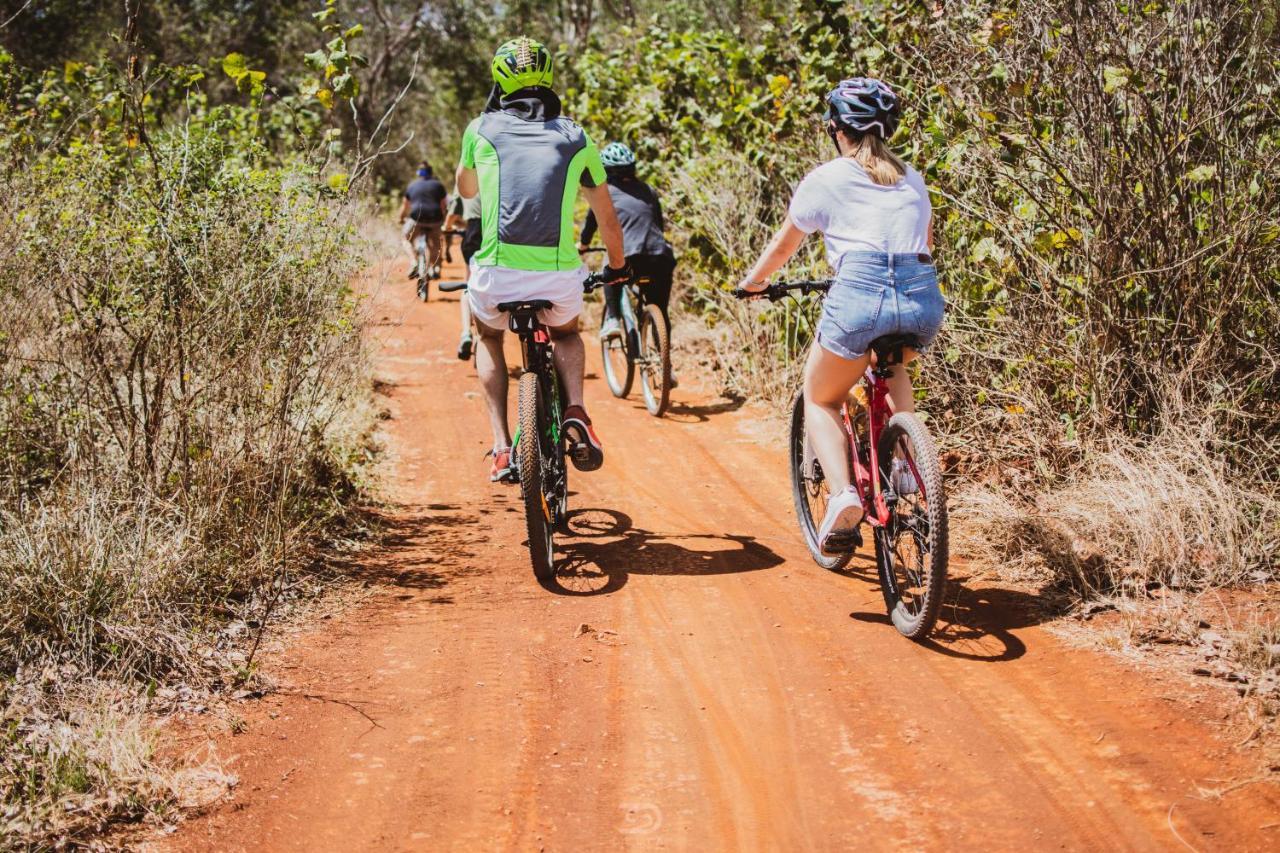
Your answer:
[738,218,807,291]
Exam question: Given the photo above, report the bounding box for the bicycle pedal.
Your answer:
[822,528,862,553]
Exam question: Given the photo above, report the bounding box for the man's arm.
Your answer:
[579,209,599,249]
[455,166,478,199]
[397,197,410,224]
[583,184,626,270]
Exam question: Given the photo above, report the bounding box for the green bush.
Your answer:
[568,0,1280,471]
[0,53,372,843]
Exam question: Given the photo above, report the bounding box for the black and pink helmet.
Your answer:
[823,78,900,139]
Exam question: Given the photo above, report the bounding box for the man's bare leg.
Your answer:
[475,321,511,450]
[548,318,586,408]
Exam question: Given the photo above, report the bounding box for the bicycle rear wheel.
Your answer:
[638,304,671,417]
[517,371,554,580]
[600,320,633,398]
[873,412,948,640]
[789,390,854,571]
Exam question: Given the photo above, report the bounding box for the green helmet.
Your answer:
[491,37,554,94]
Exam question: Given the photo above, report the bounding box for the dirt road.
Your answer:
[164,254,1279,851]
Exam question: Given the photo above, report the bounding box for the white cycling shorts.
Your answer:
[467,264,585,331]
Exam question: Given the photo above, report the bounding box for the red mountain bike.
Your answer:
[735,280,948,640]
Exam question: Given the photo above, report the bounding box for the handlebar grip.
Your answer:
[437,281,468,293]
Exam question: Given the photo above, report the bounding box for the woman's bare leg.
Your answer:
[803,343,869,493]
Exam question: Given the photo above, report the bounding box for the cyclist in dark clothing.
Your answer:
[579,143,676,341]
[397,161,448,279]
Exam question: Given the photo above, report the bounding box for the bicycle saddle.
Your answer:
[868,333,921,366]
[497,299,554,314]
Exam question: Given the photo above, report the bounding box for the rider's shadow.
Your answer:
[546,507,783,596]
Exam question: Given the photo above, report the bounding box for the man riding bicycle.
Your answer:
[444,189,483,360]
[578,143,677,344]
[455,36,631,482]
[397,161,448,280]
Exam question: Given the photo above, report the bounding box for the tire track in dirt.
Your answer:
[158,252,1279,852]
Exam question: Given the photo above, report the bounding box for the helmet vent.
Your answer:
[516,38,533,71]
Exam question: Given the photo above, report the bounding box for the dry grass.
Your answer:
[0,124,380,844]
[953,417,1279,597]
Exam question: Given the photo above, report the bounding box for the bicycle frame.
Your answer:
[511,324,563,458]
[845,365,929,529]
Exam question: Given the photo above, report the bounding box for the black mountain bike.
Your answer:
[440,276,604,580]
[582,247,672,417]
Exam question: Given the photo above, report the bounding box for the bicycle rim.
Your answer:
[873,412,948,640]
[789,390,853,571]
[517,372,554,581]
[638,305,671,417]
[600,322,634,398]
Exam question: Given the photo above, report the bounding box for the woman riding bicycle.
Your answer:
[739,78,944,553]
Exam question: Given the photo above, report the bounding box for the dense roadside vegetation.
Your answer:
[1,0,1277,844]
[0,4,379,843]
[567,0,1280,734]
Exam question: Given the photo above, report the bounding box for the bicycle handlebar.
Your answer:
[731,279,834,302]
[578,246,606,255]
[438,275,612,295]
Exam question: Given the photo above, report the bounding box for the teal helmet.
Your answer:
[491,37,554,94]
[599,142,636,168]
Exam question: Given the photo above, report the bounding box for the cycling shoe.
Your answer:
[561,405,603,472]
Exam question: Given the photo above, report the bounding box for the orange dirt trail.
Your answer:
[164,253,1279,851]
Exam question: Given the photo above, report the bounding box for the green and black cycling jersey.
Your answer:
[459,88,607,271]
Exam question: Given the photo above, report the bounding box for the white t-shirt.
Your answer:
[788,157,932,269]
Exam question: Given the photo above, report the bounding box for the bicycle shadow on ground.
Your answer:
[837,560,1037,663]
[545,507,784,596]
[659,394,746,425]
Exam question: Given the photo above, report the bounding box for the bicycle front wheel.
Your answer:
[638,304,671,417]
[600,323,633,398]
[517,371,554,581]
[873,412,948,640]
[789,390,853,571]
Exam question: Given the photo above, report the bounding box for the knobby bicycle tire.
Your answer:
[874,412,948,640]
[600,313,634,398]
[639,304,671,417]
[789,390,854,571]
[517,371,554,580]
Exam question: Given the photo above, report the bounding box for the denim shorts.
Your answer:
[816,252,945,361]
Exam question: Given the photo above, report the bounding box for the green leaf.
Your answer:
[1102,65,1129,94]
[222,52,249,80]
[343,24,364,39]
[332,73,358,99]
[1185,164,1217,183]
[313,7,336,22]
[303,50,327,72]
[327,172,350,193]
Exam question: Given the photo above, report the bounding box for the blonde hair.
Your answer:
[846,131,906,186]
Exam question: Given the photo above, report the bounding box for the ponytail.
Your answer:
[848,131,906,187]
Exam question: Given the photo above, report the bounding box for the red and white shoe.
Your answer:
[561,406,603,472]
[487,447,515,483]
